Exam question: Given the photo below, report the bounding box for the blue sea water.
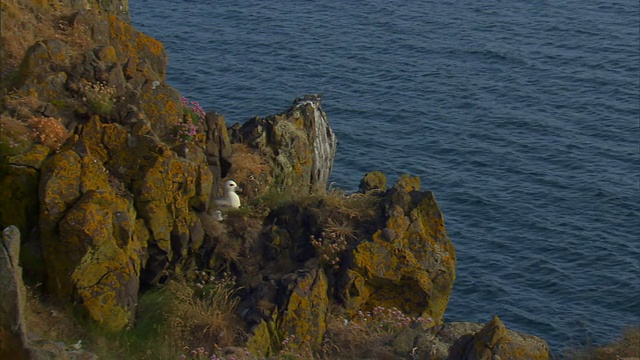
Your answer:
[129,0,640,354]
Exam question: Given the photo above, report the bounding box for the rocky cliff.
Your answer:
[0,1,549,359]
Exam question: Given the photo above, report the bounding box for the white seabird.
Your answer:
[214,180,241,208]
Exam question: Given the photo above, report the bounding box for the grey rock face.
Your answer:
[231,95,337,194]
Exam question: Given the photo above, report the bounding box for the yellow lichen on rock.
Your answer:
[351,238,432,314]
[396,174,421,192]
[136,31,164,56]
[5,143,52,169]
[108,15,167,81]
[62,189,142,331]
[345,176,456,323]
[79,155,110,193]
[278,269,328,349]
[38,147,145,331]
[246,313,280,357]
[247,269,329,357]
[138,86,182,140]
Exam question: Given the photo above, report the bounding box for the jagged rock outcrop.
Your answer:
[35,112,217,329]
[1,0,222,331]
[38,147,146,331]
[0,143,48,238]
[230,94,337,195]
[247,268,329,357]
[203,112,233,197]
[232,174,456,357]
[1,225,98,360]
[0,225,30,359]
[359,170,387,194]
[342,174,456,323]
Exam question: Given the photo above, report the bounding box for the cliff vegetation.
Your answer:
[1,1,632,360]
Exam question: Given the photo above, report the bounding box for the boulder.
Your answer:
[458,316,550,360]
[414,322,485,360]
[359,171,387,194]
[39,148,146,331]
[342,175,456,323]
[387,318,550,360]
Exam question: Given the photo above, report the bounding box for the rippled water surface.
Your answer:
[130,0,639,353]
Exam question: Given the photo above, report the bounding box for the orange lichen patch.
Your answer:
[342,270,373,312]
[97,45,118,64]
[39,151,82,298]
[133,219,150,251]
[39,150,82,220]
[139,88,182,139]
[136,31,164,56]
[138,200,172,253]
[354,240,402,280]
[351,238,443,320]
[291,114,305,128]
[101,122,129,154]
[411,192,456,264]
[108,15,147,72]
[108,15,132,51]
[246,318,279,358]
[192,161,213,208]
[132,151,204,261]
[293,161,304,176]
[165,98,179,116]
[396,174,421,192]
[79,155,110,193]
[108,15,167,80]
[78,116,109,162]
[59,189,142,331]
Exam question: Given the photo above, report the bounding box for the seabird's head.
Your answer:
[224,180,240,194]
